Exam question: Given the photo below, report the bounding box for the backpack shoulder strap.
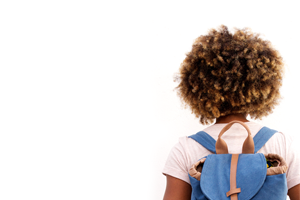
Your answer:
[189,131,216,154]
[189,126,277,154]
[253,126,278,153]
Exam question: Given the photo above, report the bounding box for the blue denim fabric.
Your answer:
[189,174,208,200]
[188,126,287,200]
[189,154,287,200]
[189,131,217,153]
[252,174,287,199]
[252,127,278,153]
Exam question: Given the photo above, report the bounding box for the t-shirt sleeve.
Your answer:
[162,139,190,185]
[285,133,300,190]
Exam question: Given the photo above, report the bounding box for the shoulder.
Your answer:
[258,128,296,162]
[262,130,292,150]
[163,135,212,173]
[172,136,211,159]
[268,131,291,143]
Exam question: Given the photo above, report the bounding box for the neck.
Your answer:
[215,113,249,124]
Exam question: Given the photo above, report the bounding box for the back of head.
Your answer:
[174,25,284,125]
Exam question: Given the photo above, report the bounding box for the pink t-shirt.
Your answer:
[162,121,300,190]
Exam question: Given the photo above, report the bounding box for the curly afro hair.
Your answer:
[174,25,284,125]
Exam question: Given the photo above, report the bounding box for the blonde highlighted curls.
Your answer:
[174,25,284,125]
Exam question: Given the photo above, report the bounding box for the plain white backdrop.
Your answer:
[0,0,299,199]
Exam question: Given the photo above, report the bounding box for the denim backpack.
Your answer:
[188,121,288,200]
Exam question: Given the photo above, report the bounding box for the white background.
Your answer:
[0,0,299,199]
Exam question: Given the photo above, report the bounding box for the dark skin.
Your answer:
[163,113,300,200]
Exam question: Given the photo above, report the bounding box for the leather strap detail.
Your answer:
[215,137,229,154]
[216,121,254,154]
[226,154,241,200]
[226,188,241,197]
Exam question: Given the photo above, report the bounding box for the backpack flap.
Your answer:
[200,153,267,200]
